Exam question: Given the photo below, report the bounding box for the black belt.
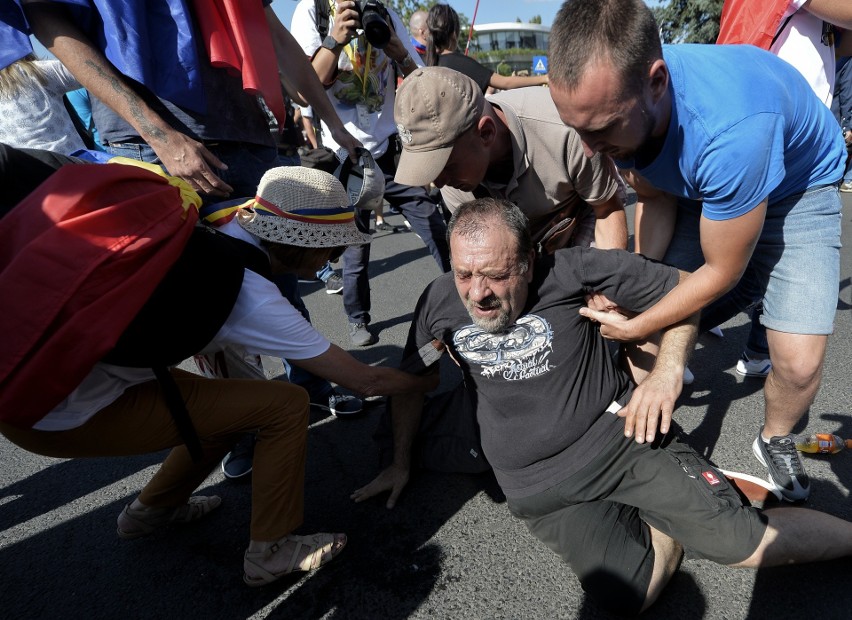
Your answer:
[203,140,270,150]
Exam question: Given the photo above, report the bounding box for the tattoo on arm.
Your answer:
[83,59,168,143]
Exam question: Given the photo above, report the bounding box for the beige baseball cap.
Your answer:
[394,67,485,187]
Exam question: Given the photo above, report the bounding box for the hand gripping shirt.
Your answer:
[407,248,679,498]
[620,44,844,220]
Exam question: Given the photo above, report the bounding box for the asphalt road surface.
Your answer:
[2,195,851,619]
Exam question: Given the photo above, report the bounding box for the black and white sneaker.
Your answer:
[325,272,344,295]
[736,352,772,378]
[310,391,363,418]
[752,430,810,502]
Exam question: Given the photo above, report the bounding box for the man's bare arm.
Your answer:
[264,6,361,160]
[623,168,678,260]
[619,291,699,443]
[22,0,233,197]
[350,391,427,508]
[590,193,628,250]
[293,344,438,398]
[803,0,852,29]
[585,200,765,342]
[308,0,359,85]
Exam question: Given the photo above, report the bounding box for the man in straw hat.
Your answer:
[393,67,628,253]
[0,162,437,586]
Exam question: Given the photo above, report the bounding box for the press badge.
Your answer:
[356,103,372,130]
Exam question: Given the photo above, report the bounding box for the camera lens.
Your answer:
[361,12,391,48]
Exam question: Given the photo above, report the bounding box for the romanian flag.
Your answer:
[0,164,199,428]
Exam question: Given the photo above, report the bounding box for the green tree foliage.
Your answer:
[496,61,512,76]
[529,15,542,25]
[383,0,430,25]
[653,0,724,44]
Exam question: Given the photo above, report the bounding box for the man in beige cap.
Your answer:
[394,66,628,252]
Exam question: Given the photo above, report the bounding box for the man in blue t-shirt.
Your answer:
[547,0,846,503]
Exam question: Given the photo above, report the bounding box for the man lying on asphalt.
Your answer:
[352,198,852,615]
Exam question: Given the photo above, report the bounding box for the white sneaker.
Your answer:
[735,352,771,377]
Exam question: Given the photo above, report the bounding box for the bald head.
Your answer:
[410,10,427,31]
[409,9,428,45]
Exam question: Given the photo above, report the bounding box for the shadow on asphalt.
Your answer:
[676,324,767,461]
[0,451,162,532]
[0,385,503,618]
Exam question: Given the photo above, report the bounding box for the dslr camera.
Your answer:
[354,0,392,49]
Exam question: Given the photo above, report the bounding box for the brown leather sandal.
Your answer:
[116,495,222,539]
[243,533,347,587]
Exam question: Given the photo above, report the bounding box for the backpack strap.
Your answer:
[153,365,203,462]
[770,12,796,48]
[314,0,330,38]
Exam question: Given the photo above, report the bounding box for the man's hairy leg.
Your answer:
[762,331,827,438]
[641,525,683,612]
[731,507,852,568]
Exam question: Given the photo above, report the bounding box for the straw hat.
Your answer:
[236,166,371,247]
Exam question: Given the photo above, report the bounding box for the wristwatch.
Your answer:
[321,35,342,52]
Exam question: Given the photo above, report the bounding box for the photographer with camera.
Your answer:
[291,0,450,347]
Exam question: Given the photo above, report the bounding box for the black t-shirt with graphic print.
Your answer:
[406,247,680,499]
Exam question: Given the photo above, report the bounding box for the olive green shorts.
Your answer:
[507,431,768,615]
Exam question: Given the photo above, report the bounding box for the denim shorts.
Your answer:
[105,141,288,202]
[663,185,842,335]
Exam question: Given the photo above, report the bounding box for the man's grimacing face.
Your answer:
[450,221,533,333]
[549,59,658,161]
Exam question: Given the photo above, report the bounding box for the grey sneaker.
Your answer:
[840,180,852,193]
[325,272,344,295]
[310,391,363,417]
[349,322,377,346]
[752,430,810,502]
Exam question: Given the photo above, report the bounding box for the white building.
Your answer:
[466,22,550,73]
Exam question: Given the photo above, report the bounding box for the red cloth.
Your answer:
[717,0,792,48]
[192,0,287,129]
[0,165,198,428]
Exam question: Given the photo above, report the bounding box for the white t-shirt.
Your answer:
[290,0,423,159]
[0,59,86,154]
[35,221,330,431]
[771,1,835,107]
